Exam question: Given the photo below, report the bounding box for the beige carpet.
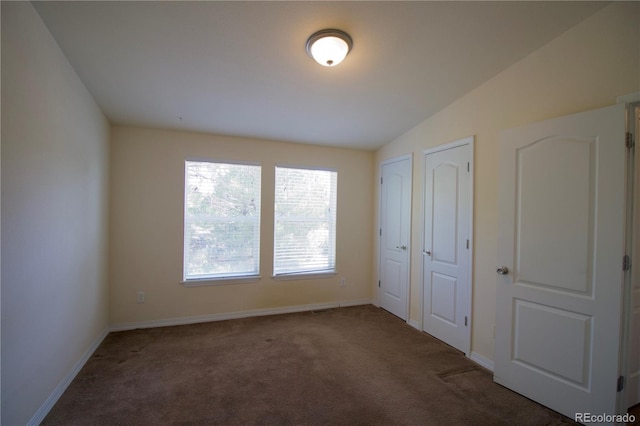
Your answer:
[43,305,576,425]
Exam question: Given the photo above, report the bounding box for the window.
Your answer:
[274,166,337,276]
[184,161,261,281]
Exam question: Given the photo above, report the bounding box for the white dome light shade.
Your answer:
[306,29,353,67]
[309,36,349,67]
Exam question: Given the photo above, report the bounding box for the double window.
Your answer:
[183,161,337,282]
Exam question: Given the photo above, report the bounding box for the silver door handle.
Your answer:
[496,266,509,275]
[423,250,431,256]
[396,245,407,250]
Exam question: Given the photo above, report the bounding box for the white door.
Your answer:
[422,139,472,354]
[494,104,627,418]
[379,156,411,320]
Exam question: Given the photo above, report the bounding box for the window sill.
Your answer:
[271,271,337,281]
[182,275,261,287]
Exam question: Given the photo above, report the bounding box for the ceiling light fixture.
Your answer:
[306,29,353,67]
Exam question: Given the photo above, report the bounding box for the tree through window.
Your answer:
[184,161,261,280]
[274,166,337,275]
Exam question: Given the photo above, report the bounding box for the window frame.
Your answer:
[272,164,338,278]
[182,159,262,286]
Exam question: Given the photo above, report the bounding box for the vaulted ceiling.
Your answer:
[33,1,607,150]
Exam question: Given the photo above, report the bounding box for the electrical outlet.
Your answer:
[137,291,145,304]
[340,277,346,287]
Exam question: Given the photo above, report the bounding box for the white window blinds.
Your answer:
[274,166,337,275]
[184,161,261,280]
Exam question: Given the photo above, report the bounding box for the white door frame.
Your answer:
[628,100,640,410]
[421,136,474,355]
[618,95,639,411]
[377,154,412,321]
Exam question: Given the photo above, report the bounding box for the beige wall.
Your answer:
[374,2,640,362]
[109,126,374,326]
[1,2,110,424]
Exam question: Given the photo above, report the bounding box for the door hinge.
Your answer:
[617,375,625,392]
[381,177,383,184]
[623,254,631,271]
[467,162,470,172]
[466,239,469,249]
[464,316,468,326]
[626,132,634,149]
[378,280,381,288]
[379,228,382,237]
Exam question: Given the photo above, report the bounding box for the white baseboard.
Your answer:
[339,299,373,308]
[28,328,109,426]
[408,319,421,330]
[110,299,373,332]
[469,351,494,372]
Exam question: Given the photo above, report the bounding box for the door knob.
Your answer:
[400,245,407,250]
[423,250,431,256]
[496,266,509,275]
